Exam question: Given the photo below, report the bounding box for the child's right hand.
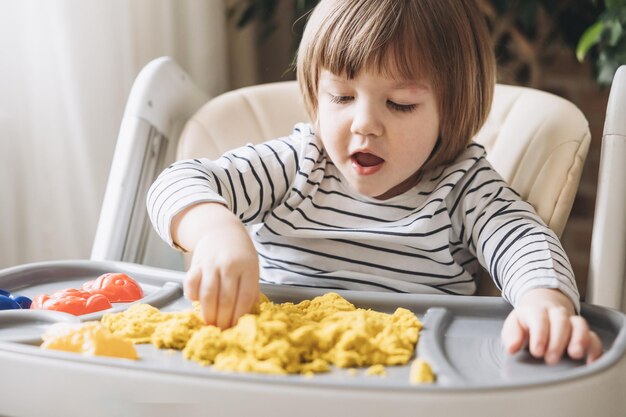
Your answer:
[172,203,260,329]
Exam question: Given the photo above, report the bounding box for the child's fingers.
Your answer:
[586,331,603,364]
[184,264,201,301]
[567,315,590,360]
[215,269,239,330]
[568,317,603,364]
[526,309,549,358]
[230,274,259,327]
[198,265,220,325]
[545,307,572,364]
[501,311,527,354]
[573,321,603,365]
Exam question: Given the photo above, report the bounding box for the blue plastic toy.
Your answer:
[0,289,32,310]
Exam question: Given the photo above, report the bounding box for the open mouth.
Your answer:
[351,152,385,175]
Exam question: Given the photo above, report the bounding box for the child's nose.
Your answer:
[350,103,383,137]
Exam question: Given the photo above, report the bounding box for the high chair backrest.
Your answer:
[177,80,591,296]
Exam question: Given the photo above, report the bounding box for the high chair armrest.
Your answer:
[588,65,626,312]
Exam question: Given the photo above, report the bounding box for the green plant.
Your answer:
[227,0,318,39]
[577,0,626,84]
[229,0,621,86]
[482,0,602,86]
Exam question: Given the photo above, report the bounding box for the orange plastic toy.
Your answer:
[82,273,143,302]
[31,289,112,316]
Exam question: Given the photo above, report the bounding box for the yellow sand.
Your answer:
[100,303,205,349]
[40,321,138,360]
[99,292,432,380]
[365,364,387,376]
[410,358,435,384]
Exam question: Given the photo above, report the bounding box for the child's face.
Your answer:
[317,69,440,200]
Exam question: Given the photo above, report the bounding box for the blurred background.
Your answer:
[1,0,623,300]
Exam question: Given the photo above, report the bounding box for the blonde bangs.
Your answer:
[298,0,440,122]
[314,1,429,82]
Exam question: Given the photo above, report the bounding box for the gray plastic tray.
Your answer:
[0,260,625,417]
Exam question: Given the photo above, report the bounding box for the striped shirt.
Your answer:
[147,123,580,310]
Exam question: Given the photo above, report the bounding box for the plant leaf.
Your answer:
[608,19,624,46]
[604,0,626,12]
[577,21,605,62]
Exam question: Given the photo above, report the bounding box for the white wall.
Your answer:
[0,0,229,268]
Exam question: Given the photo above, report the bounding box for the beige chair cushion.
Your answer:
[178,82,309,160]
[176,81,591,295]
[475,85,590,236]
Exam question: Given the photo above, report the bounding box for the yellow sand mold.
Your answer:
[40,321,138,360]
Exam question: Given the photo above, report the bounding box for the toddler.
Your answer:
[147,0,602,364]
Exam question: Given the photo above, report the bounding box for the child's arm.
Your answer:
[147,128,310,328]
[449,149,602,364]
[501,288,603,364]
[172,202,260,329]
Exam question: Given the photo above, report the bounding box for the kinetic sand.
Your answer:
[44,292,434,382]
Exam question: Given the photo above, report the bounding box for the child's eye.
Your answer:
[387,100,417,113]
[329,94,353,104]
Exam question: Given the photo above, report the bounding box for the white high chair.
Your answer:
[91,56,626,312]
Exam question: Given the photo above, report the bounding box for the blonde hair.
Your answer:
[296,0,496,171]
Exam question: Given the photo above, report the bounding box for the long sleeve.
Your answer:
[146,126,307,249]
[447,145,580,311]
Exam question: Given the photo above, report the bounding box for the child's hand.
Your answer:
[172,203,260,329]
[501,288,603,365]
[184,231,260,329]
[184,230,260,329]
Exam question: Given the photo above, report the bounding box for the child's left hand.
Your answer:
[501,288,603,364]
